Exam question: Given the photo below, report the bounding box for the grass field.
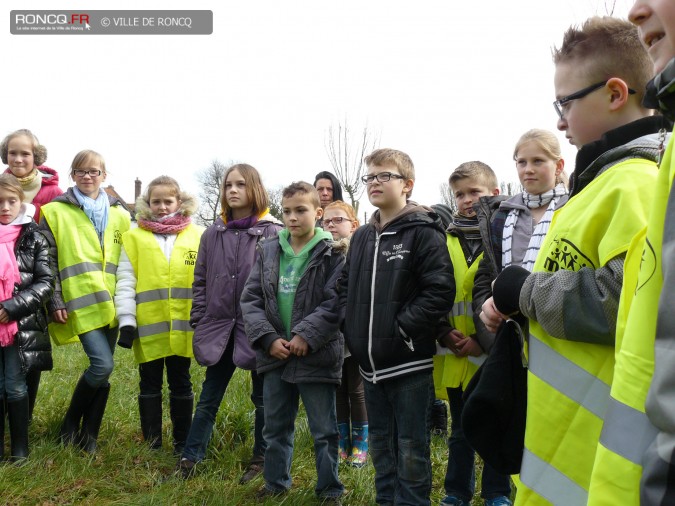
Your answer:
[0,343,497,505]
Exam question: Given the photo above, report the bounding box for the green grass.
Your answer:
[0,344,498,505]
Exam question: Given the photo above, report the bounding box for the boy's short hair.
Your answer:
[364,148,415,197]
[282,181,320,208]
[449,161,498,190]
[324,199,360,226]
[1,129,48,166]
[553,16,652,103]
[0,173,25,201]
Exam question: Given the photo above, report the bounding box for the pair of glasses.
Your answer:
[553,80,636,119]
[322,217,352,227]
[361,172,406,184]
[73,169,103,177]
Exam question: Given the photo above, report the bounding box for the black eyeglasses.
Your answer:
[553,80,636,119]
[73,169,103,177]
[361,172,406,184]
[322,217,351,227]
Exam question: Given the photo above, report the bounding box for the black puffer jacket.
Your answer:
[339,204,454,383]
[1,221,54,372]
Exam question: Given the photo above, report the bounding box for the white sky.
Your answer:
[4,0,634,218]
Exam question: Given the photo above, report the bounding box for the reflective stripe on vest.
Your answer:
[433,235,484,396]
[521,448,588,505]
[517,157,658,505]
[587,134,674,505]
[123,224,202,363]
[41,201,130,345]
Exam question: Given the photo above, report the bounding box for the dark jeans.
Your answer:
[444,386,512,501]
[181,339,265,463]
[336,355,367,423]
[262,367,343,498]
[139,355,192,397]
[363,371,434,506]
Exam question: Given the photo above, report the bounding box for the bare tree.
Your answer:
[325,119,379,213]
[194,159,228,226]
[267,185,284,222]
[500,180,523,196]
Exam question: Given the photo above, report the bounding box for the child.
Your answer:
[481,17,662,505]
[586,3,675,504]
[434,162,512,506]
[322,200,368,467]
[339,148,454,506]
[40,150,131,453]
[0,174,53,461]
[114,176,203,453]
[1,129,62,420]
[241,181,345,502]
[176,164,282,482]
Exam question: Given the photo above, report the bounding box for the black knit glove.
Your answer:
[118,326,138,349]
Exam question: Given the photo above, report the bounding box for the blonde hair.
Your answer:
[553,17,652,104]
[221,163,269,217]
[144,175,181,200]
[364,148,415,198]
[324,200,360,226]
[1,129,48,167]
[514,129,568,187]
[449,161,498,190]
[71,149,106,175]
[0,173,25,201]
[282,181,320,209]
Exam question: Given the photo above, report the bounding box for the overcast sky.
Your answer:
[4,0,634,218]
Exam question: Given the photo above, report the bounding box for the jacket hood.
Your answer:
[134,191,198,221]
[369,201,442,233]
[37,166,60,186]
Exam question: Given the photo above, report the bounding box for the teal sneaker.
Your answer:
[440,496,469,506]
[484,496,513,506]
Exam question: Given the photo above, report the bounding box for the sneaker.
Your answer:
[240,462,264,484]
[175,458,196,479]
[255,486,286,501]
[440,495,469,506]
[484,497,513,506]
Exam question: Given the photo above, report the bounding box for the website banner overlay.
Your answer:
[11,10,213,35]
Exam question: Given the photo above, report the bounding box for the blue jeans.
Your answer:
[262,367,343,498]
[444,387,511,501]
[182,340,266,463]
[363,371,434,506]
[0,344,27,401]
[79,326,117,387]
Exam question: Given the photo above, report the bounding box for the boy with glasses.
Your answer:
[339,148,454,505]
[480,16,664,505]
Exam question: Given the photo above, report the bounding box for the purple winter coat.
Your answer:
[190,214,282,368]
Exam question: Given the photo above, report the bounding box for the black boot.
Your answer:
[0,397,5,461]
[139,394,163,450]
[79,383,110,454]
[8,396,29,462]
[169,394,193,456]
[60,374,99,445]
[429,398,448,436]
[26,369,41,422]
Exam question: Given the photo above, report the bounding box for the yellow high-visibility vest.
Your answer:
[41,201,130,345]
[122,224,203,363]
[515,157,658,506]
[587,133,674,505]
[433,234,485,399]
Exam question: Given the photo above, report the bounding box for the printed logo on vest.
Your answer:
[114,229,122,244]
[184,250,197,266]
[636,238,656,293]
[542,237,596,272]
[381,242,410,262]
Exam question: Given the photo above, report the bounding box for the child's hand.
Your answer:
[52,309,68,324]
[456,337,483,357]
[440,329,465,354]
[480,297,506,333]
[269,338,291,360]
[0,307,9,324]
[288,335,309,357]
